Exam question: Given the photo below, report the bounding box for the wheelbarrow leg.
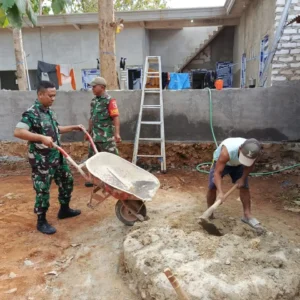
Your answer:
[87,186,110,209]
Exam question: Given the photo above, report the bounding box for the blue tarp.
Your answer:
[168,73,191,90]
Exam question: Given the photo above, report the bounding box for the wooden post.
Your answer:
[164,268,190,300]
[13,28,28,91]
[98,0,118,90]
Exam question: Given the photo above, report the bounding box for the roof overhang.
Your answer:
[1,1,249,30]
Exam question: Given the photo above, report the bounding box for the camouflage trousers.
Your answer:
[88,141,119,158]
[32,162,74,213]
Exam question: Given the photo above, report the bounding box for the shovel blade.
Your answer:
[199,218,223,236]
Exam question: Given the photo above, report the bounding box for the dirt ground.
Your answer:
[0,167,299,300]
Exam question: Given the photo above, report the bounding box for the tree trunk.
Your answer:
[13,28,28,91]
[98,0,118,89]
[39,0,43,15]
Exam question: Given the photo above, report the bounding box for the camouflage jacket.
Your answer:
[17,100,62,168]
[90,94,115,143]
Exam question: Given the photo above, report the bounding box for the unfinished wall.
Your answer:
[0,26,149,90]
[149,27,217,72]
[232,0,276,87]
[1,82,300,143]
[183,27,235,72]
[272,0,300,83]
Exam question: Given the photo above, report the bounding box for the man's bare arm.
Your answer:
[237,163,255,188]
[214,146,230,201]
[88,119,92,134]
[113,116,121,142]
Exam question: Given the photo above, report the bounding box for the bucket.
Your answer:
[215,79,224,90]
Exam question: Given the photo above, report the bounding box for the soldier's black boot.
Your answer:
[58,204,81,219]
[37,213,56,234]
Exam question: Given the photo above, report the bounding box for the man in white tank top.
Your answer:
[207,138,263,230]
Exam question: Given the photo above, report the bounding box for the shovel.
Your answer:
[199,184,238,236]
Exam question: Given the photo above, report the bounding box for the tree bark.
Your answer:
[98,0,118,89]
[13,28,28,91]
[39,0,43,15]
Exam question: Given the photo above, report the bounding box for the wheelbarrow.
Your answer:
[53,127,160,226]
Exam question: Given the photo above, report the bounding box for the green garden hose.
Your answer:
[196,88,300,177]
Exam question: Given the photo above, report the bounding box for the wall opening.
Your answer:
[0,71,18,90]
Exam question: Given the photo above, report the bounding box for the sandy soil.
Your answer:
[0,168,299,300]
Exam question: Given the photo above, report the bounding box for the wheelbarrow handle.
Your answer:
[53,124,94,180]
[79,125,98,154]
[53,143,89,180]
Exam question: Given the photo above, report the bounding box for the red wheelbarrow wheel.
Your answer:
[115,200,147,226]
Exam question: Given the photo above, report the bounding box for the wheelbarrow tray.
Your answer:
[85,152,160,201]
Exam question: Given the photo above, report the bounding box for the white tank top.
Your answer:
[213,138,246,166]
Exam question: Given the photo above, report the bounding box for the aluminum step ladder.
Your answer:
[132,56,166,172]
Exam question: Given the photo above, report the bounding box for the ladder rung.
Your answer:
[141,121,161,125]
[147,76,160,78]
[144,88,160,91]
[139,138,162,141]
[147,72,160,74]
[137,155,162,158]
[142,105,161,108]
[144,90,160,94]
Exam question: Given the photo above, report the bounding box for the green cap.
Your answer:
[90,77,107,87]
[239,138,261,166]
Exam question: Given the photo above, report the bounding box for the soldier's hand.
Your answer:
[77,124,85,131]
[115,134,122,143]
[40,136,54,148]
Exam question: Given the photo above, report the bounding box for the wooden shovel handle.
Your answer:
[200,184,238,220]
[164,268,190,300]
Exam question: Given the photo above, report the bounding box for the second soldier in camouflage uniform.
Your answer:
[85,77,121,187]
[14,81,82,235]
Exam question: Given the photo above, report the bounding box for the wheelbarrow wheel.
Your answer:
[115,200,147,226]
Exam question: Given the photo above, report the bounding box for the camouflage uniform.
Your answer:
[16,100,73,213]
[89,94,119,157]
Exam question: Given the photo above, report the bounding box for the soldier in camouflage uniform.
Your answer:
[85,77,121,187]
[14,81,82,235]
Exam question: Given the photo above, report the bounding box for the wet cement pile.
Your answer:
[123,226,300,300]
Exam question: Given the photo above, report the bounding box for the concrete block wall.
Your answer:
[183,27,235,73]
[194,46,212,65]
[232,0,276,88]
[272,0,300,82]
[182,46,212,72]
[149,27,217,72]
[1,82,300,143]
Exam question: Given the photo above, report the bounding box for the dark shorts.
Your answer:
[208,162,249,190]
